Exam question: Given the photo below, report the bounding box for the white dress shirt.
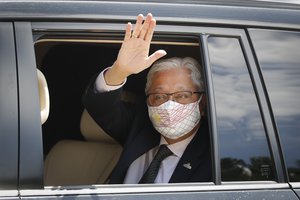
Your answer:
[95,68,196,184]
[94,67,126,92]
[123,133,195,184]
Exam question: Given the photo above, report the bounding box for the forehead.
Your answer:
[149,67,197,92]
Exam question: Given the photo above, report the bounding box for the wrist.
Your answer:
[104,64,128,86]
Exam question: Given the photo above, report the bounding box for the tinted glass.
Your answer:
[208,37,275,181]
[249,29,300,182]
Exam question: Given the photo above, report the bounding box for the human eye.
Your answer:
[153,94,165,100]
[148,93,168,106]
[175,92,191,99]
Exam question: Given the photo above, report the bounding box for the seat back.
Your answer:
[44,109,122,186]
[44,139,122,185]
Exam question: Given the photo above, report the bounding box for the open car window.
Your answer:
[34,34,212,186]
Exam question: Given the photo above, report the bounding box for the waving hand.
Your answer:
[104,14,167,85]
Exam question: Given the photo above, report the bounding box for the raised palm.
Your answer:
[114,14,167,76]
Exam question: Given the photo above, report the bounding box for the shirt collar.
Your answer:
[159,129,197,158]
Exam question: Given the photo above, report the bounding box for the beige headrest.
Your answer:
[80,109,117,143]
[37,69,50,125]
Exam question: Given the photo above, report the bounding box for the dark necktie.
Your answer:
[139,145,173,184]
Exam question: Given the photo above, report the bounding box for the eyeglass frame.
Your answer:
[146,91,203,106]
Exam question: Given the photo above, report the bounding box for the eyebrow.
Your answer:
[151,86,192,93]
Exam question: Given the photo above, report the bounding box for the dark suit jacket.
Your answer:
[83,78,212,184]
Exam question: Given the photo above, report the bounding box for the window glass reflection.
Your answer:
[249,29,300,182]
[208,37,275,181]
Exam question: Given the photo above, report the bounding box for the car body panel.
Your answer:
[14,22,44,189]
[0,22,19,190]
[0,1,300,30]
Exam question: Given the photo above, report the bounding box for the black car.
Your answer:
[0,0,300,199]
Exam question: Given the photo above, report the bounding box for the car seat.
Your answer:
[37,69,50,125]
[39,69,122,186]
[44,109,122,186]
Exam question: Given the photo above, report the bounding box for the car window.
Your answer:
[249,29,300,182]
[207,37,275,181]
[34,36,209,186]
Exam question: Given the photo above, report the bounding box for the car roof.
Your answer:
[6,0,299,8]
[1,0,300,30]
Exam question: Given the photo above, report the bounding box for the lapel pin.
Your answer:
[183,163,192,170]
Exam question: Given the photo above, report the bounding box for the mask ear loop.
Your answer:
[198,94,203,103]
[198,94,206,117]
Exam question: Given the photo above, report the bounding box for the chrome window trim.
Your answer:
[0,190,19,198]
[19,183,290,196]
[35,38,199,46]
[32,22,245,37]
[291,182,300,188]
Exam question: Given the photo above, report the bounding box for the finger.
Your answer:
[145,18,156,43]
[132,14,144,37]
[147,50,167,66]
[139,13,152,40]
[124,22,132,41]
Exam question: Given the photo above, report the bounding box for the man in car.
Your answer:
[83,13,211,184]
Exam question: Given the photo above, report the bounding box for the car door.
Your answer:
[200,27,298,199]
[248,28,300,198]
[15,20,299,199]
[0,22,19,200]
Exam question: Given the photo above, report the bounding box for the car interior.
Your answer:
[34,34,203,186]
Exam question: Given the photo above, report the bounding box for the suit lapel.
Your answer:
[126,123,160,165]
[109,122,160,183]
[122,99,160,167]
[169,121,210,183]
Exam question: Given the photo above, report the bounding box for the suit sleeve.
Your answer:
[82,74,136,146]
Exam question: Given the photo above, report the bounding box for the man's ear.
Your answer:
[199,94,206,117]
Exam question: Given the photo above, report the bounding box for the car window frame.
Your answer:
[0,22,19,199]
[247,28,300,192]
[14,22,44,190]
[16,21,294,198]
[206,35,277,182]
[201,28,285,184]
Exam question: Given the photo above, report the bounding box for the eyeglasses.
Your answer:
[147,91,202,106]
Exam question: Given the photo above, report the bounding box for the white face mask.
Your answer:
[148,96,202,140]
